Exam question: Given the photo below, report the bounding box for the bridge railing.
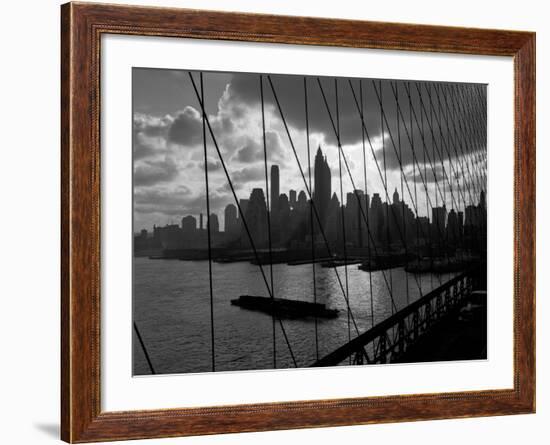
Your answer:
[310,269,477,367]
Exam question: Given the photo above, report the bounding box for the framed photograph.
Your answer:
[61,2,535,442]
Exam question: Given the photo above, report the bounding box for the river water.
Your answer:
[133,257,453,375]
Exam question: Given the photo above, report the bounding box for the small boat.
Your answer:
[231,295,339,319]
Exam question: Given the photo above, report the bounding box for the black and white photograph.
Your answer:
[132,68,487,375]
[2,0,544,442]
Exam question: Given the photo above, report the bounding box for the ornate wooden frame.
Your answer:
[61,2,536,442]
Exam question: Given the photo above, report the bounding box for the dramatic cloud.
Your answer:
[132,68,487,230]
[233,131,285,164]
[371,81,487,170]
[404,163,448,184]
[134,136,158,160]
[134,185,232,220]
[133,113,172,160]
[134,157,179,186]
[134,113,173,137]
[168,106,203,146]
[227,73,383,146]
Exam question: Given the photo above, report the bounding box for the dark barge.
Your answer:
[231,295,339,319]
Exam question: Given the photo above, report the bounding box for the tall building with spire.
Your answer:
[393,188,400,205]
[270,165,279,214]
[313,146,331,225]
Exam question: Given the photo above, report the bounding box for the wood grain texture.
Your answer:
[60,2,536,442]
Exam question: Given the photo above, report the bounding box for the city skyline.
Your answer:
[135,145,485,235]
[133,69,486,233]
[133,68,488,376]
[135,146,486,255]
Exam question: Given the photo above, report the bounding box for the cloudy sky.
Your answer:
[133,68,486,233]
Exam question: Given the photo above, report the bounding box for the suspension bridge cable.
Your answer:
[462,85,488,190]
[442,83,474,254]
[393,82,456,261]
[267,75,373,333]
[423,83,468,210]
[435,84,471,266]
[133,321,156,375]
[329,78,438,308]
[304,77,320,360]
[350,79,454,303]
[398,83,455,215]
[359,79,376,329]
[369,81,449,244]
[438,84,464,267]
[380,81,395,312]
[431,83,450,276]
[259,75,277,369]
[315,78,400,313]
[405,82,422,296]
[413,83,465,211]
[437,83,477,207]
[322,77,441,313]
[418,83,434,289]
[378,80,451,313]
[188,72,298,367]
[449,84,484,204]
[446,84,481,207]
[394,83,410,305]
[199,73,216,372]
[350,80,443,245]
[341,80,433,299]
[460,84,488,187]
[463,86,487,195]
[464,83,487,284]
[386,82,462,220]
[435,84,471,205]
[333,78,352,363]
[394,82,447,284]
[428,83,443,285]
[453,84,487,257]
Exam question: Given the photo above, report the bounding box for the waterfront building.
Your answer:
[242,188,268,248]
[296,190,307,211]
[432,205,447,241]
[447,209,460,244]
[181,215,196,233]
[224,204,238,234]
[369,193,384,245]
[208,213,219,233]
[289,189,297,209]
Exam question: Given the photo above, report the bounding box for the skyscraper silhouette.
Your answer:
[289,189,297,208]
[432,205,447,242]
[181,215,197,233]
[242,188,268,247]
[446,208,459,244]
[393,187,400,205]
[208,213,219,233]
[270,165,279,214]
[313,146,331,225]
[224,204,238,235]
